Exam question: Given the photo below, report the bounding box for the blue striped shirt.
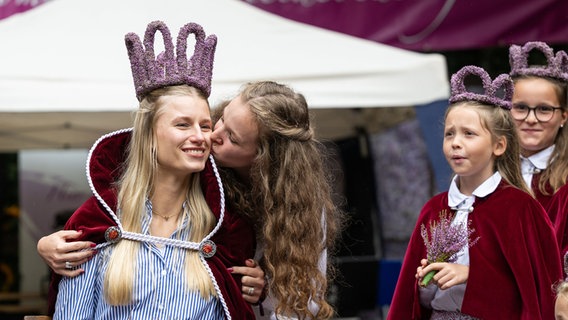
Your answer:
[53,204,224,320]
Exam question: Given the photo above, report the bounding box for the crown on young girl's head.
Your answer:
[509,41,568,82]
[125,20,217,101]
[449,65,513,110]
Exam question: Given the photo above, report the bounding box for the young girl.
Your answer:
[387,65,562,319]
[509,41,568,214]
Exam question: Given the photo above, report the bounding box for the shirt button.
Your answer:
[161,270,167,276]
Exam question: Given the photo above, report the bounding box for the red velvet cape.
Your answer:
[47,130,256,319]
[388,181,562,320]
[531,172,555,217]
[551,184,568,266]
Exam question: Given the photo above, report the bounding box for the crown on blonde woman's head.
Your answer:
[449,65,514,110]
[509,41,568,82]
[125,20,217,101]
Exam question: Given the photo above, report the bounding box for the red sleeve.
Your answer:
[531,173,554,214]
[461,185,561,319]
[387,194,447,320]
[47,193,118,315]
[552,185,568,270]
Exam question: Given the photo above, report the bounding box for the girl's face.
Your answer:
[154,94,212,178]
[512,78,567,157]
[443,105,506,192]
[210,96,259,178]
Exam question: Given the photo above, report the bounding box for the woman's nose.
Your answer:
[211,130,223,145]
[189,128,206,143]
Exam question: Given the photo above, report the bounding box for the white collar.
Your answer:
[448,172,501,209]
[520,145,555,170]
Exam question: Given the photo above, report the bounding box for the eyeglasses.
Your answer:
[510,103,562,122]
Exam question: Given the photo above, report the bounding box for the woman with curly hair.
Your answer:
[211,81,342,319]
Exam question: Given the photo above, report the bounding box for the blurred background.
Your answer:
[0,0,567,319]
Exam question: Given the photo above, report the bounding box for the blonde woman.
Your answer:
[52,21,256,319]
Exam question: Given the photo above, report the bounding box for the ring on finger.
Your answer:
[65,261,73,270]
[248,287,254,295]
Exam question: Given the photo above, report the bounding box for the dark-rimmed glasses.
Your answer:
[510,103,562,122]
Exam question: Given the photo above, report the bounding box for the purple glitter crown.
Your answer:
[449,65,513,110]
[509,41,568,82]
[125,21,217,101]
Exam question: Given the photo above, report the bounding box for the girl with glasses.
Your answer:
[509,42,568,214]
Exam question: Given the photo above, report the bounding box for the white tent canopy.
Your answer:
[0,0,449,150]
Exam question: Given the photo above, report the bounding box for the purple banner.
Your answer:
[242,0,568,51]
[0,0,49,20]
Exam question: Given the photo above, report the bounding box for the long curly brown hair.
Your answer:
[214,81,343,319]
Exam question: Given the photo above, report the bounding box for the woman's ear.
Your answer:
[561,109,568,127]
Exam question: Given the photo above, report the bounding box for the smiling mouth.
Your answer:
[183,148,205,155]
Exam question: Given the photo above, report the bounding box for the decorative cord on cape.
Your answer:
[84,128,232,319]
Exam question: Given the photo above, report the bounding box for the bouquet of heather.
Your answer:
[420,210,479,287]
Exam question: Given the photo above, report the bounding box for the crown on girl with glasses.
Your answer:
[509,41,568,82]
[449,65,513,110]
[125,20,217,101]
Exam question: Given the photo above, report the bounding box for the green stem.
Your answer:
[420,270,437,287]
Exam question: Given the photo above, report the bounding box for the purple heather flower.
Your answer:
[420,210,479,286]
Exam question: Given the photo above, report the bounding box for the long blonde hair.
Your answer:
[103,85,217,305]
